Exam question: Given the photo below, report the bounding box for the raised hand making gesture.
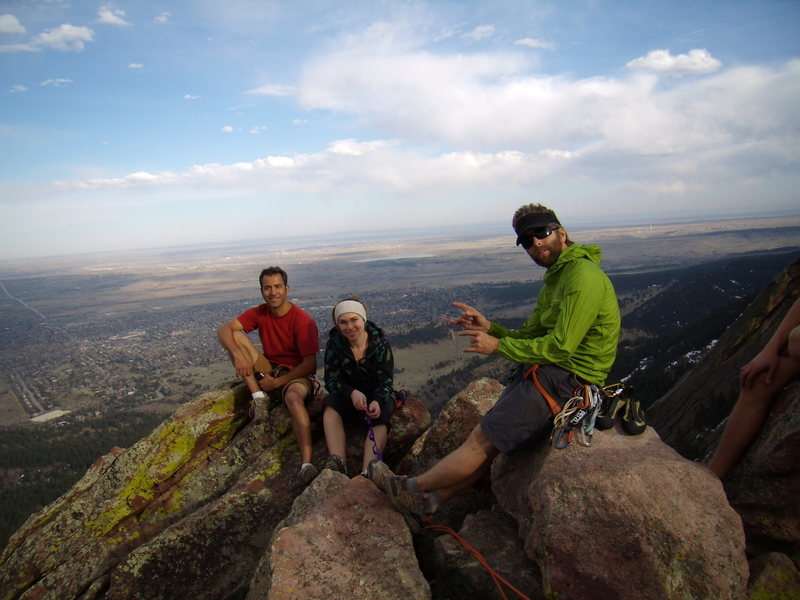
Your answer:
[450,301,499,354]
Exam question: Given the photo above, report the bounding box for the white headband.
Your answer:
[333,300,367,324]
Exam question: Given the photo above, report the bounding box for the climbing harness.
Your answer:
[522,365,602,449]
[422,525,533,600]
[364,413,383,463]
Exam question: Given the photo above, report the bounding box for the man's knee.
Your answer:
[284,383,309,409]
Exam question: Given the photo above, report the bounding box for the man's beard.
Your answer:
[531,245,561,267]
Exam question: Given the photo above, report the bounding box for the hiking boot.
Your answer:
[323,455,349,477]
[386,478,435,534]
[298,463,320,485]
[367,459,405,494]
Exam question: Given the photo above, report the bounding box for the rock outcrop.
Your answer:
[0,387,430,600]
[649,256,800,564]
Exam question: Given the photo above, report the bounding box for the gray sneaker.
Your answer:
[298,463,320,485]
[367,459,406,494]
[249,395,266,420]
[386,478,435,534]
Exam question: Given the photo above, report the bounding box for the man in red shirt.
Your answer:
[218,266,320,484]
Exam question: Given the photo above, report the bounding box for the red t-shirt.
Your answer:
[237,303,319,369]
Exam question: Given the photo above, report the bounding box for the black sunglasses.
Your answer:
[519,224,560,249]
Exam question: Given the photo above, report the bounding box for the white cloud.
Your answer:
[626,49,722,75]
[97,7,132,26]
[463,25,494,41]
[326,139,395,156]
[154,12,171,25]
[0,43,36,52]
[292,119,308,126]
[0,14,26,35]
[40,78,74,87]
[515,37,554,50]
[221,125,233,133]
[184,94,200,100]
[249,125,267,134]
[32,24,94,52]
[129,63,143,69]
[9,84,28,93]
[245,84,294,96]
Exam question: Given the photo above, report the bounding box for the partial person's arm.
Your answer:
[217,319,254,378]
[741,298,800,388]
[497,263,604,365]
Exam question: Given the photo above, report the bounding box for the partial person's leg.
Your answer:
[415,424,499,501]
[361,424,388,473]
[323,406,347,459]
[284,382,313,464]
[229,330,262,394]
[709,344,800,478]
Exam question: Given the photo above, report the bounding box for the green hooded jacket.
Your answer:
[489,244,620,385]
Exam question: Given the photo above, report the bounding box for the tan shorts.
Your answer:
[253,353,314,402]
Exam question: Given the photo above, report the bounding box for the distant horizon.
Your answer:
[1,208,798,268]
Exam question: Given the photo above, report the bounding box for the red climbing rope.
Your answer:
[422,525,533,600]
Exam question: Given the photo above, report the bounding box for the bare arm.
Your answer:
[741,298,800,388]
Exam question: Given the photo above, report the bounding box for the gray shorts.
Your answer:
[481,364,584,454]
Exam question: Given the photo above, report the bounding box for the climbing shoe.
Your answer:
[621,396,646,435]
[595,394,625,430]
[367,459,404,494]
[323,455,350,477]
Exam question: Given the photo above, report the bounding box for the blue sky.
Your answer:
[1,1,798,259]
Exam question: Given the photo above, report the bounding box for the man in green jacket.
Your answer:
[369,203,621,525]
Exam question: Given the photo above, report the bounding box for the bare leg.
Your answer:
[362,424,388,472]
[323,406,346,459]
[284,383,313,464]
[416,424,499,502]
[229,330,261,394]
[708,352,800,478]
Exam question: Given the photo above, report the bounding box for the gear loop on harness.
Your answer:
[523,365,603,449]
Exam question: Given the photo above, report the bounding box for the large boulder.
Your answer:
[249,470,430,599]
[492,425,749,600]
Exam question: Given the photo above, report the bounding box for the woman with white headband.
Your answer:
[323,296,396,476]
